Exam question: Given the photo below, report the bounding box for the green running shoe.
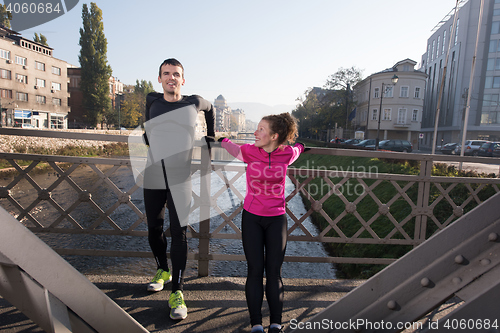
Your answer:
[147,269,171,292]
[169,290,187,320]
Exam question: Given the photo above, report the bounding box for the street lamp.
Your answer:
[375,74,398,150]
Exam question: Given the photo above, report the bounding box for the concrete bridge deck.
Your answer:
[0,275,363,333]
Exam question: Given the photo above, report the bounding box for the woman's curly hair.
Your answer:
[262,112,298,146]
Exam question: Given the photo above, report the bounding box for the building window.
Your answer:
[384,86,394,98]
[16,92,28,101]
[383,108,391,121]
[13,110,32,128]
[15,56,27,66]
[414,87,421,98]
[52,66,61,75]
[455,19,459,45]
[484,93,499,107]
[481,112,498,124]
[0,49,10,60]
[412,109,418,122]
[1,89,12,99]
[488,58,495,70]
[442,30,446,54]
[485,76,500,88]
[52,97,61,106]
[0,68,11,79]
[16,74,27,83]
[489,40,498,53]
[36,95,46,104]
[36,78,46,88]
[400,86,409,98]
[374,88,380,98]
[431,40,435,61]
[436,36,440,58]
[35,61,45,71]
[372,109,378,121]
[51,82,61,91]
[50,115,64,129]
[397,108,407,124]
[492,21,500,34]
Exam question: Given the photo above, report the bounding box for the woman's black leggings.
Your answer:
[242,209,287,326]
[144,188,187,292]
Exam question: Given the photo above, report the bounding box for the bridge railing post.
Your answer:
[414,158,433,245]
[197,143,212,276]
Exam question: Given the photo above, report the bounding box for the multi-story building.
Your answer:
[214,94,231,132]
[245,119,257,132]
[353,59,427,145]
[420,0,500,146]
[67,68,124,128]
[0,26,71,129]
[231,108,245,132]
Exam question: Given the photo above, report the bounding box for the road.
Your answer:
[413,150,500,175]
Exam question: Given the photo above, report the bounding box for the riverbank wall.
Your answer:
[0,129,128,154]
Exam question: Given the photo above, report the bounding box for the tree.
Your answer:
[78,2,112,128]
[120,91,143,128]
[33,33,48,46]
[324,67,364,132]
[134,79,155,96]
[292,88,322,139]
[134,79,155,123]
[293,67,364,140]
[324,66,363,91]
[0,5,12,28]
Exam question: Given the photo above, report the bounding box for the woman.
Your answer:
[219,113,304,333]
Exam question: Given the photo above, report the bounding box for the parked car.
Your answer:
[441,143,458,155]
[343,139,361,145]
[330,137,345,143]
[454,140,488,156]
[354,139,376,147]
[477,142,500,157]
[493,145,500,157]
[377,139,413,152]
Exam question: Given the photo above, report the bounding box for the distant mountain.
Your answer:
[228,102,296,122]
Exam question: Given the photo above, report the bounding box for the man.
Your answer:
[143,58,215,320]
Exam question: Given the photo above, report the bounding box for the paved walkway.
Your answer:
[0,275,364,333]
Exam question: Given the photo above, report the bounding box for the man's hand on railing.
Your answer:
[204,136,216,150]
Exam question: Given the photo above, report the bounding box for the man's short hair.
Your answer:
[159,58,184,78]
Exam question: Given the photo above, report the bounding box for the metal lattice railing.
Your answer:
[1,128,499,276]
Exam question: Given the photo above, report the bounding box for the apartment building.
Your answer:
[420,0,500,145]
[214,94,231,132]
[0,26,70,129]
[232,108,246,132]
[353,59,427,145]
[67,68,124,128]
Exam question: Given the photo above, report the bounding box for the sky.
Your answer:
[8,0,457,121]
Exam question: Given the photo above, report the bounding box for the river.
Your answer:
[0,144,336,280]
